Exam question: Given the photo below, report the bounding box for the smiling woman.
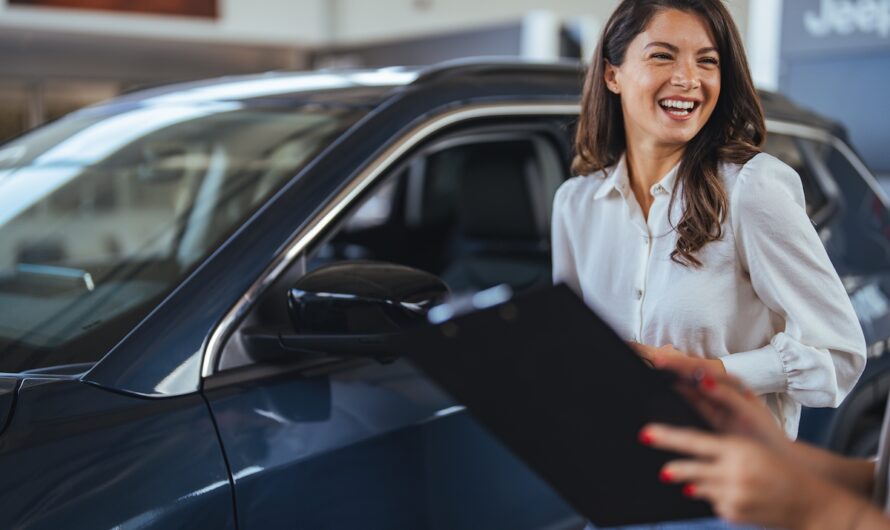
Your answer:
[605,13,722,150]
[554,0,868,529]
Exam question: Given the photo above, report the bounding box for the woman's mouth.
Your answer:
[658,98,699,120]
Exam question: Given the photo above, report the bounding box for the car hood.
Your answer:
[0,368,90,437]
[0,376,18,436]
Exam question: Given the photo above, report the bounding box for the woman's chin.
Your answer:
[654,131,697,148]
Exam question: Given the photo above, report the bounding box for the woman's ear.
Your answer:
[603,60,620,94]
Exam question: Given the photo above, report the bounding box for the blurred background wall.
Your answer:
[777,0,890,180]
[3,0,886,185]
[0,0,751,139]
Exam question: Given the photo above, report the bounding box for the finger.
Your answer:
[653,355,698,378]
[636,349,659,363]
[661,459,720,484]
[674,384,734,429]
[698,378,763,417]
[695,370,753,398]
[680,479,721,504]
[629,341,654,356]
[641,424,723,458]
[637,349,655,360]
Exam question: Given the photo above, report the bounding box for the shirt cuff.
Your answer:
[721,344,788,395]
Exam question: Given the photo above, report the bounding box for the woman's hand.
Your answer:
[628,341,726,378]
[657,369,879,502]
[641,425,873,530]
[630,342,785,448]
[667,368,791,454]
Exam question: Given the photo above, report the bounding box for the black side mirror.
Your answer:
[243,261,449,365]
[288,260,449,334]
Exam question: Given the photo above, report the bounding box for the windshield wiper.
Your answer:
[16,263,95,292]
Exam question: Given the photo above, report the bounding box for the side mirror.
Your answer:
[243,261,449,365]
[288,260,449,334]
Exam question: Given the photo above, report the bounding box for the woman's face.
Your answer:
[605,9,721,150]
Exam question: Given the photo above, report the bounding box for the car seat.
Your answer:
[440,141,554,293]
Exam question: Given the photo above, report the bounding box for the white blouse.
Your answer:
[551,152,867,438]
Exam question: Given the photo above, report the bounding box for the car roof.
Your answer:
[105,58,845,138]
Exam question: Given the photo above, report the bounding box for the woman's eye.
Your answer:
[651,53,673,60]
[699,57,720,66]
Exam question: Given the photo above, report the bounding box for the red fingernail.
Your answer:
[659,469,673,483]
[701,376,716,391]
[638,428,654,446]
[682,484,695,497]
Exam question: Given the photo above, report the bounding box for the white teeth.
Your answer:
[660,99,695,110]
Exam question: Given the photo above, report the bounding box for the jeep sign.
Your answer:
[784,0,890,54]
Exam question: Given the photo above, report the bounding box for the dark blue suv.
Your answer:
[0,59,888,528]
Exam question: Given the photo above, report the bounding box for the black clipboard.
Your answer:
[396,283,713,527]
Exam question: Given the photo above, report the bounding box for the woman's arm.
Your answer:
[792,442,875,498]
[722,156,866,405]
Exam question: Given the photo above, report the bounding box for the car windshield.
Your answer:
[0,101,367,373]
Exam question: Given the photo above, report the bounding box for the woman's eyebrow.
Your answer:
[644,42,719,55]
[644,41,679,52]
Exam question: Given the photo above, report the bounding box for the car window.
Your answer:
[0,104,367,372]
[311,133,567,295]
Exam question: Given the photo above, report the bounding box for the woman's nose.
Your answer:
[671,60,700,90]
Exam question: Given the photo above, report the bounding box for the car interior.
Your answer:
[310,126,568,294]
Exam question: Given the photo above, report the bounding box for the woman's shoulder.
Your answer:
[722,152,806,214]
[720,153,803,203]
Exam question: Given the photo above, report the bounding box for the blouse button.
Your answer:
[634,288,644,300]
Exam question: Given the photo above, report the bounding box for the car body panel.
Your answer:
[205,360,576,529]
[0,377,234,529]
[0,377,17,435]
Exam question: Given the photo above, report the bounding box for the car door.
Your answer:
[202,118,583,530]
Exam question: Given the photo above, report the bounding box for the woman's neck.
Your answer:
[625,141,685,220]
[625,142,685,191]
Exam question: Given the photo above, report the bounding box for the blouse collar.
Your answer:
[593,153,681,200]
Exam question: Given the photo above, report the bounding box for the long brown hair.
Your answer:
[572,0,765,267]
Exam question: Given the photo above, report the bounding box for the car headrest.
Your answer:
[457,142,543,241]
